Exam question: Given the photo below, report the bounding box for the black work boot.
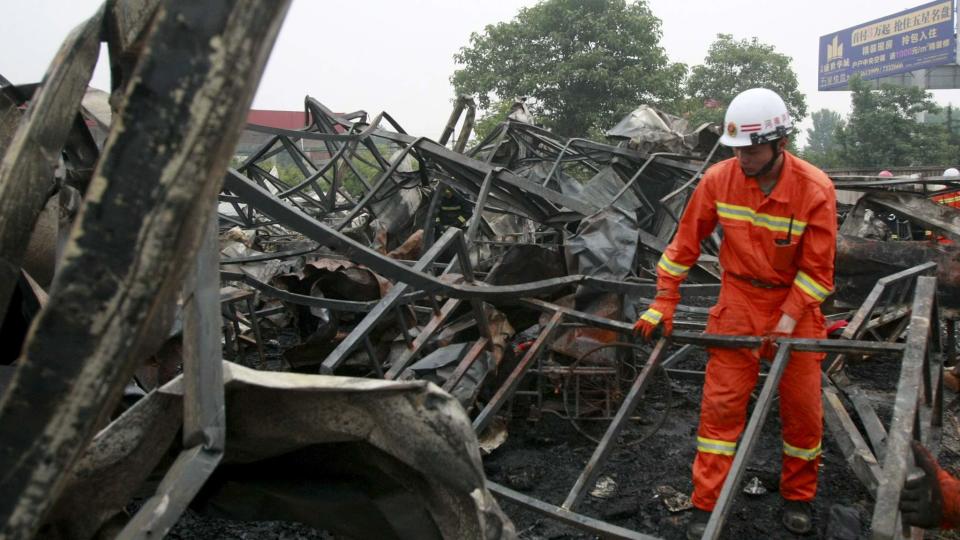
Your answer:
[686,508,711,540]
[782,499,813,534]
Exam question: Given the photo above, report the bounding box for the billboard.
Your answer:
[818,0,956,91]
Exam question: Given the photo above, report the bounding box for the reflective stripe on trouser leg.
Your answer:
[691,344,760,511]
[778,343,824,501]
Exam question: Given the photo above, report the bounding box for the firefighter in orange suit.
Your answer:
[633,88,837,539]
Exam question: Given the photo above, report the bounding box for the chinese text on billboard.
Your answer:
[818,0,955,90]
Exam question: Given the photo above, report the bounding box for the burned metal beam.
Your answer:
[320,227,460,374]
[473,311,563,433]
[487,481,659,540]
[442,338,490,393]
[562,338,669,510]
[702,344,794,540]
[384,297,463,380]
[0,1,289,535]
[871,275,940,540]
[822,376,881,497]
[0,4,104,320]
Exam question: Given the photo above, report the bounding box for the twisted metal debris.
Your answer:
[0,2,958,539]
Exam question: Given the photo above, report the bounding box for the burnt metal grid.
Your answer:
[222,166,942,538]
[1,2,952,535]
[486,294,937,540]
[0,0,290,537]
[212,151,945,540]
[225,100,712,248]
[220,184,943,539]
[825,262,937,464]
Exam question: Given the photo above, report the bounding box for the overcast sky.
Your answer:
[1,0,958,145]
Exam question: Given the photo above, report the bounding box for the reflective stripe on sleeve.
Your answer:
[697,436,737,456]
[793,270,832,303]
[657,255,690,277]
[783,440,822,461]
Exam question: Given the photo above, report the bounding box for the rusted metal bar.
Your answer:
[0,4,104,319]
[822,375,881,497]
[843,384,889,462]
[384,298,462,380]
[562,338,669,510]
[442,338,489,393]
[473,311,563,433]
[452,231,492,342]
[702,344,794,540]
[486,481,658,540]
[118,213,226,538]
[947,320,957,368]
[221,270,426,313]
[519,298,906,354]
[0,0,288,536]
[871,275,937,540]
[320,228,459,375]
[464,169,496,244]
[394,306,414,347]
[363,336,384,378]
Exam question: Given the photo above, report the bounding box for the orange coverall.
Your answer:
[654,151,837,510]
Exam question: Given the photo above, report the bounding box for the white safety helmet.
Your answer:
[944,167,960,177]
[719,88,794,147]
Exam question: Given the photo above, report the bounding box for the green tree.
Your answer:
[683,34,807,127]
[835,76,957,168]
[451,0,686,137]
[801,109,845,168]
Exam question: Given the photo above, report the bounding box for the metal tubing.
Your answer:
[442,338,489,393]
[319,228,458,374]
[486,481,659,540]
[702,344,794,540]
[561,338,669,510]
[473,312,563,433]
[333,137,427,231]
[822,375,881,497]
[465,169,496,244]
[871,276,937,540]
[384,298,463,380]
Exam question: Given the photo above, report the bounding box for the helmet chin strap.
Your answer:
[744,141,781,180]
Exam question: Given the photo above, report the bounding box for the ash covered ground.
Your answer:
[484,345,960,539]
[166,333,960,540]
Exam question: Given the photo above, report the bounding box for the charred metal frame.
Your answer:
[871,275,942,539]
[117,214,226,539]
[217,129,945,539]
[318,225,492,376]
[825,262,937,464]
[0,1,290,537]
[484,293,934,540]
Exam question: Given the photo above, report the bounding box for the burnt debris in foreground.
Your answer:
[2,2,960,540]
